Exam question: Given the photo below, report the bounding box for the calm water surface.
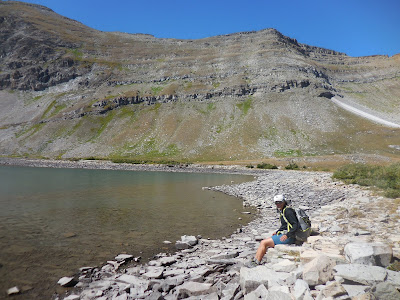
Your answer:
[0,166,255,299]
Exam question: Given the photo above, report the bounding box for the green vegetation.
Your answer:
[51,103,67,116]
[216,125,223,134]
[67,119,84,137]
[41,100,67,119]
[16,123,45,139]
[199,102,216,115]
[151,86,164,95]
[236,97,252,115]
[65,48,124,70]
[33,95,43,101]
[387,260,400,272]
[333,163,400,198]
[141,139,179,158]
[184,82,193,91]
[257,162,278,169]
[89,111,116,141]
[285,162,299,170]
[148,102,161,112]
[274,149,302,157]
[41,100,56,119]
[110,157,188,165]
[119,106,137,119]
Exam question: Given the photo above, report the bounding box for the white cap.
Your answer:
[274,194,284,202]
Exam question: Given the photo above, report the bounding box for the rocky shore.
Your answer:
[2,158,400,299]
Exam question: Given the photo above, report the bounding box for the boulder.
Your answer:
[333,264,387,285]
[302,254,335,286]
[293,279,310,300]
[147,291,164,300]
[300,249,320,264]
[175,235,198,250]
[163,268,185,278]
[244,284,268,299]
[272,259,297,272]
[159,256,177,266]
[115,254,134,262]
[181,235,198,246]
[221,282,240,300]
[57,276,76,287]
[143,267,164,279]
[264,290,293,300]
[371,282,400,300]
[175,241,190,250]
[386,269,400,289]
[342,284,371,298]
[344,242,393,267]
[116,274,144,285]
[176,281,215,298]
[239,266,291,294]
[320,281,347,298]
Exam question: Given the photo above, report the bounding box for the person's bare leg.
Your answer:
[255,237,275,262]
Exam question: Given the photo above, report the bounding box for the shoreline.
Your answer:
[2,157,399,299]
[0,157,267,176]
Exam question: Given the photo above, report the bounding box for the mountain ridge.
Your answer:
[0,1,399,163]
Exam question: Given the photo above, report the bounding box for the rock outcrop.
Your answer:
[1,1,399,162]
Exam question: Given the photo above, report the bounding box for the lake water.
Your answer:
[0,165,254,299]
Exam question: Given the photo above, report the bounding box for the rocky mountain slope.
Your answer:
[1,1,400,162]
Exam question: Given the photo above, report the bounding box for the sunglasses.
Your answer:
[275,201,284,204]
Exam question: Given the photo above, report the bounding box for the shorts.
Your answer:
[271,234,295,245]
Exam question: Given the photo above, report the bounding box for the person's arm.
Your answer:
[284,208,299,238]
[276,215,286,234]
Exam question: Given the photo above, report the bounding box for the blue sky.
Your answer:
[16,0,400,57]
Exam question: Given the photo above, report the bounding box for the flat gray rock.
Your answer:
[206,258,236,265]
[159,256,177,266]
[176,281,215,298]
[240,266,291,294]
[344,242,393,267]
[143,267,164,279]
[342,284,371,298]
[372,282,400,300]
[115,254,134,262]
[386,269,400,289]
[334,264,387,285]
[57,276,76,287]
[210,251,239,260]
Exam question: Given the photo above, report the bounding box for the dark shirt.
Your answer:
[276,206,299,238]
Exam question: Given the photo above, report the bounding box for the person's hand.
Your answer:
[280,234,287,242]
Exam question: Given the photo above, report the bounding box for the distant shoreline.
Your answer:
[0,157,271,176]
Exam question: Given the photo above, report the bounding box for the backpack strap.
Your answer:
[280,207,293,233]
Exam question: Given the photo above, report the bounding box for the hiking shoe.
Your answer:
[245,259,260,268]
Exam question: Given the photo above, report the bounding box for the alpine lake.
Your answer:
[0,165,255,298]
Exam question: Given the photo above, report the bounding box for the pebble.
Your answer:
[7,286,20,295]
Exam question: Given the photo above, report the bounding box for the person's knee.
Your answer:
[266,237,275,248]
[260,238,273,248]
